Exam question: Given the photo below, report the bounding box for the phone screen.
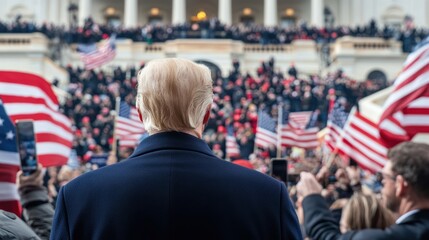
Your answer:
[270,159,288,184]
[16,120,38,176]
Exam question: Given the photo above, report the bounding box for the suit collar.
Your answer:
[129,131,215,158]
[398,209,429,224]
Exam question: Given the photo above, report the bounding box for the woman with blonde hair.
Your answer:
[340,191,395,233]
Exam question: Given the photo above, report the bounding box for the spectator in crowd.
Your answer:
[297,141,429,239]
[0,164,54,240]
[51,58,302,240]
[340,192,394,233]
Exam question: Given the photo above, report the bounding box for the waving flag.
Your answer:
[0,71,73,167]
[0,99,21,216]
[80,35,116,70]
[338,108,388,173]
[279,110,319,149]
[325,102,349,151]
[115,101,145,147]
[226,125,240,158]
[378,36,429,147]
[255,111,277,148]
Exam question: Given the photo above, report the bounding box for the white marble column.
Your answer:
[172,0,186,25]
[59,0,70,27]
[264,0,277,26]
[218,0,232,25]
[49,0,59,23]
[124,0,138,27]
[78,0,91,26]
[311,0,324,27]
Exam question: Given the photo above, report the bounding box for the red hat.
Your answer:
[82,116,90,123]
[213,144,221,150]
[217,126,226,133]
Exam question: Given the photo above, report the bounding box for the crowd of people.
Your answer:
[3,58,429,239]
[2,12,429,240]
[1,16,428,51]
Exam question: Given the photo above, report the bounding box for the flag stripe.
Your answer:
[0,71,72,167]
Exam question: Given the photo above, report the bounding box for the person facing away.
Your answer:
[297,141,429,240]
[50,58,302,240]
[340,192,394,233]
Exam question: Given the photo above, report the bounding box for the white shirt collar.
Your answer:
[395,209,420,224]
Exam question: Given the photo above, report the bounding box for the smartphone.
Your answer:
[15,120,38,176]
[270,158,288,184]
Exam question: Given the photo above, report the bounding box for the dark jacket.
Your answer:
[0,186,54,240]
[51,131,302,240]
[302,194,429,240]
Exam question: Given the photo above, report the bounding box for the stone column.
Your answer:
[311,0,324,27]
[124,0,138,27]
[264,0,277,26]
[172,0,186,25]
[59,0,69,27]
[78,0,91,26]
[218,0,232,25]
[49,0,59,23]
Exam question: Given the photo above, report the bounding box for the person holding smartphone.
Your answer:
[1,164,54,240]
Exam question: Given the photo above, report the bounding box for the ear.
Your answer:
[203,104,212,125]
[137,108,143,122]
[395,175,408,198]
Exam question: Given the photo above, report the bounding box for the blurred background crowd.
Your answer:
[1,17,428,52]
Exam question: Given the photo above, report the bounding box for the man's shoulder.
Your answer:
[345,220,429,240]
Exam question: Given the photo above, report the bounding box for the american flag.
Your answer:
[0,99,21,216]
[255,110,277,148]
[226,125,240,158]
[337,108,388,173]
[0,71,73,167]
[115,101,145,147]
[379,36,429,147]
[80,35,116,70]
[325,102,349,151]
[279,110,319,149]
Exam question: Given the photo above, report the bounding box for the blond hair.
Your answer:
[136,58,213,134]
[341,192,394,232]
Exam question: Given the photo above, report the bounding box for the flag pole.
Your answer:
[276,103,283,158]
[108,97,121,165]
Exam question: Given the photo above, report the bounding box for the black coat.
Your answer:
[51,132,302,240]
[303,194,429,240]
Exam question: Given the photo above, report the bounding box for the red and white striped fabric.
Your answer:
[226,126,240,158]
[81,37,116,70]
[288,111,312,129]
[325,121,344,151]
[0,71,73,167]
[338,109,388,173]
[226,135,240,158]
[116,102,145,147]
[0,99,21,216]
[378,39,429,147]
[278,111,319,149]
[279,125,319,149]
[255,111,277,148]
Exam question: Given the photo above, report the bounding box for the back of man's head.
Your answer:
[136,58,213,134]
[388,142,429,199]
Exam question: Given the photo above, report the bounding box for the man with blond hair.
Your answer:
[51,59,301,240]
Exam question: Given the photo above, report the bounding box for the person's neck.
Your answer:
[182,124,204,139]
[399,197,429,216]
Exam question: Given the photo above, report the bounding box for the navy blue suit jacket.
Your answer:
[51,132,302,240]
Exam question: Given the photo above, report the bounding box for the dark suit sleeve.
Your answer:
[280,183,303,240]
[302,194,343,240]
[50,186,70,240]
